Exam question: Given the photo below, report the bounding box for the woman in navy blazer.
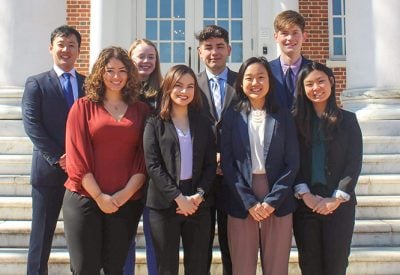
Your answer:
[143,65,216,275]
[293,62,362,275]
[221,57,299,275]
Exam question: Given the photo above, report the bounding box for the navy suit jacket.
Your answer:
[221,106,300,218]
[22,69,85,186]
[269,56,311,110]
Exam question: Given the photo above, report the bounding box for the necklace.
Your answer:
[104,101,127,111]
[176,127,189,136]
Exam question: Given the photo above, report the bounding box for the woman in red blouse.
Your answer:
[62,46,150,274]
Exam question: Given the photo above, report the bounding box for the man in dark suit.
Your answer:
[195,25,237,275]
[21,25,85,275]
[269,10,311,110]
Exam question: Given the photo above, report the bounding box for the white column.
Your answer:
[342,0,400,136]
[89,0,136,70]
[0,0,66,87]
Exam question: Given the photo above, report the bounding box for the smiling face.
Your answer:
[242,62,270,109]
[170,73,195,109]
[49,34,80,72]
[103,57,128,94]
[274,24,307,60]
[130,43,157,81]
[198,37,231,75]
[303,69,334,108]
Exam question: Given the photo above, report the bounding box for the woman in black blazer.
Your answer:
[293,62,363,275]
[143,65,216,275]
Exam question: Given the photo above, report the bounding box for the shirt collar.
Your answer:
[206,67,228,81]
[280,56,303,76]
[53,64,76,78]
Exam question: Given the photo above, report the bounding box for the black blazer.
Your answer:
[22,69,85,186]
[221,106,300,218]
[295,110,363,201]
[143,111,217,210]
[269,56,311,110]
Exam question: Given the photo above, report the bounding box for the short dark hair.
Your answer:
[195,25,229,44]
[235,56,278,113]
[50,25,82,48]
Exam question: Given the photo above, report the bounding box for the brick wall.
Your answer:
[66,0,346,100]
[299,0,346,102]
[66,0,91,74]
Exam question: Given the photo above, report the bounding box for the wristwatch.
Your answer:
[197,188,205,200]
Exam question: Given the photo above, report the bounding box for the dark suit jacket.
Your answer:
[269,56,311,110]
[221,106,300,219]
[143,111,217,210]
[22,69,85,186]
[295,110,363,201]
[197,69,238,211]
[197,68,238,147]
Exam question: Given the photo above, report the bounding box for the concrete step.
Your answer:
[356,196,400,219]
[2,195,400,221]
[356,174,400,195]
[0,173,398,198]
[0,175,30,196]
[363,136,400,154]
[0,121,26,137]
[359,120,400,136]
[1,247,400,275]
[0,155,31,175]
[2,219,399,249]
[362,154,400,174]
[0,137,32,155]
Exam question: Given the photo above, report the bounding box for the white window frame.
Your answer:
[328,0,346,65]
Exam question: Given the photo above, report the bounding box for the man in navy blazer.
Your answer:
[269,10,311,110]
[21,25,85,275]
[196,25,238,275]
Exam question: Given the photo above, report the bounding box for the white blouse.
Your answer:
[248,109,266,174]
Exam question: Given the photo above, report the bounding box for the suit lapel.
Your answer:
[198,71,218,121]
[76,73,86,98]
[221,69,236,118]
[239,110,251,155]
[263,113,276,160]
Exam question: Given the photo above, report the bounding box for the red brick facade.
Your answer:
[66,0,346,100]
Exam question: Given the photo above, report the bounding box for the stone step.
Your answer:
[359,120,400,136]
[361,154,400,174]
[0,121,26,137]
[0,155,31,175]
[1,219,399,249]
[356,196,400,219]
[1,247,400,275]
[1,195,400,221]
[363,136,400,154]
[0,173,399,197]
[356,174,400,195]
[0,137,32,155]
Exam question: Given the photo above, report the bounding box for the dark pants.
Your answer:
[293,200,356,275]
[27,184,65,275]
[149,206,211,275]
[63,190,143,275]
[207,175,232,275]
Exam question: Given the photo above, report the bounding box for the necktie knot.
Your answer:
[63,72,71,80]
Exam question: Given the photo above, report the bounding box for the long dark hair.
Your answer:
[294,62,342,145]
[234,56,278,113]
[158,65,202,120]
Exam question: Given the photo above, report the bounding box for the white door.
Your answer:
[136,0,254,74]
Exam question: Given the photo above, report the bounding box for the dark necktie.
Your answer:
[285,67,294,95]
[62,72,74,109]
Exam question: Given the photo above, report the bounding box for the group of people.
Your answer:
[22,9,362,275]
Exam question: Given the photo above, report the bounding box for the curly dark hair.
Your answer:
[85,46,140,105]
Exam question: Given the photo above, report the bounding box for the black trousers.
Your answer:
[293,200,356,275]
[207,175,232,275]
[27,184,65,275]
[149,206,211,275]
[62,190,143,275]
